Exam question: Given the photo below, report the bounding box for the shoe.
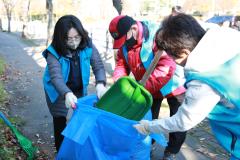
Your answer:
[162,150,176,160]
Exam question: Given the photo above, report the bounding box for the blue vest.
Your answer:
[186,54,240,158]
[122,21,185,97]
[42,45,92,103]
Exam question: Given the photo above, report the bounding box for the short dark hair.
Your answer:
[156,14,206,58]
[51,15,90,56]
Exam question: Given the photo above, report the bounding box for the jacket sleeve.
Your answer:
[148,80,221,133]
[144,52,175,95]
[46,53,71,96]
[90,44,106,85]
[113,49,130,81]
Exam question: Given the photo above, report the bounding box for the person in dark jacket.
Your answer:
[42,15,107,152]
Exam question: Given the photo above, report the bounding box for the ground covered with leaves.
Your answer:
[0,56,51,160]
[0,121,52,160]
[0,123,28,160]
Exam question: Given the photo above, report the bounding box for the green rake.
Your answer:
[0,111,38,160]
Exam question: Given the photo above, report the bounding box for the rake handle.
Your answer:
[139,50,163,86]
[0,111,13,127]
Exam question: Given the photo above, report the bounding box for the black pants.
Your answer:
[151,94,187,154]
[53,117,66,152]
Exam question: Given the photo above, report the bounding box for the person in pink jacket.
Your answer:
[109,15,186,159]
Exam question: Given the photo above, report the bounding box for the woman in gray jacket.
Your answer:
[42,15,107,151]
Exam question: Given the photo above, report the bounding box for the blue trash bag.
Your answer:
[56,95,167,160]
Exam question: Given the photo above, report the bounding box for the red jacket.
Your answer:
[113,21,185,98]
[113,47,178,98]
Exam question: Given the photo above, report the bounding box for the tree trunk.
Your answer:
[2,0,17,33]
[0,19,2,31]
[46,0,53,46]
[7,15,11,32]
[22,0,31,38]
[112,0,122,15]
[112,0,140,16]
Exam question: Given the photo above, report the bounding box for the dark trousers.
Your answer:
[151,94,187,154]
[53,117,66,152]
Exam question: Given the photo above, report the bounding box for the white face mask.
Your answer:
[66,39,80,50]
[66,28,81,50]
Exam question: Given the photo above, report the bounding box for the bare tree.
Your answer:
[46,0,53,46]
[2,0,17,32]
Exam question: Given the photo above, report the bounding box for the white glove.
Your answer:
[96,83,107,99]
[133,120,151,135]
[65,92,77,109]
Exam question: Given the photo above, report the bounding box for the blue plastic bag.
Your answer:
[56,95,167,160]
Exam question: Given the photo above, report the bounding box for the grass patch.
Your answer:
[0,82,7,103]
[0,56,7,104]
[8,32,38,47]
[21,37,38,46]
[0,56,19,159]
[0,56,5,75]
